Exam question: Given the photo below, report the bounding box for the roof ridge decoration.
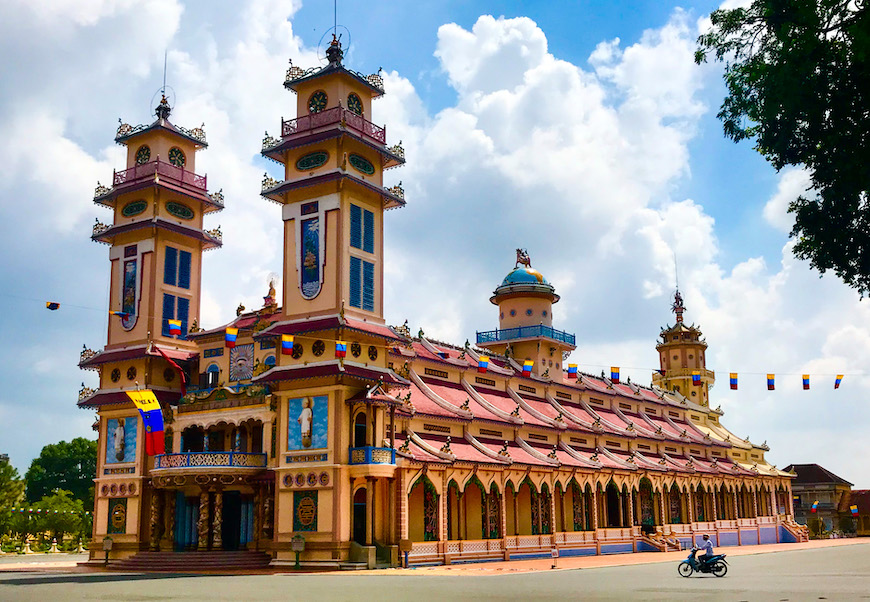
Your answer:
[515,436,560,466]
[460,377,522,424]
[577,396,632,436]
[464,433,511,464]
[409,431,455,461]
[409,369,473,419]
[544,393,594,429]
[557,441,602,468]
[597,446,636,470]
[507,387,566,430]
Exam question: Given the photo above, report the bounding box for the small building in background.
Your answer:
[784,463,852,532]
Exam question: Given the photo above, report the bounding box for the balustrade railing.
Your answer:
[348,446,396,465]
[281,106,386,144]
[476,325,576,346]
[112,159,207,191]
[153,451,267,470]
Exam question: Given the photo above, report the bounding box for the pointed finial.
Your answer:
[155,94,171,120]
[672,289,685,323]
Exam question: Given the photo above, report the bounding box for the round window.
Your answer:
[168,147,185,168]
[135,145,151,164]
[368,346,378,361]
[526,309,533,316]
[111,368,121,383]
[500,312,504,319]
[312,340,325,357]
[308,90,328,113]
[347,93,363,115]
[351,342,362,358]
[510,309,516,317]
[126,366,137,381]
[542,310,548,317]
[291,344,304,359]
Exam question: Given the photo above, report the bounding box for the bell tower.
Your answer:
[651,290,715,405]
[261,36,405,324]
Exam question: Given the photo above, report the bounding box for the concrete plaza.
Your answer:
[1,540,868,601]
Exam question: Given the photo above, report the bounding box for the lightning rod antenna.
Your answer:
[161,50,168,95]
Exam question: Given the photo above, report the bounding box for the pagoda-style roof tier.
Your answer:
[93,159,224,213]
[284,61,384,98]
[252,360,409,387]
[78,386,181,409]
[476,325,576,348]
[253,314,406,343]
[261,120,404,170]
[79,343,197,370]
[115,117,208,148]
[92,216,222,250]
[261,169,405,210]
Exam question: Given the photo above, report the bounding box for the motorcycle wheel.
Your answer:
[711,561,727,578]
[678,562,693,577]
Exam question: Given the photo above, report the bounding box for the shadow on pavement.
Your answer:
[0,572,225,586]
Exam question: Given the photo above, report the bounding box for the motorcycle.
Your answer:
[678,547,728,577]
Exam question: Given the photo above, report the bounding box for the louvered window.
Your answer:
[162,293,190,338]
[349,256,375,312]
[164,245,192,289]
[350,204,374,253]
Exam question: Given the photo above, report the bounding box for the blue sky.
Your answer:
[1,0,867,488]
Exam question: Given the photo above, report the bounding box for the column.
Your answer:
[500,485,508,540]
[752,488,759,518]
[688,489,694,524]
[513,490,519,536]
[263,421,273,459]
[618,491,625,527]
[659,490,667,528]
[366,405,373,447]
[149,488,162,551]
[770,487,777,518]
[439,474,448,543]
[712,487,718,521]
[627,488,635,527]
[733,489,739,520]
[387,478,395,544]
[165,491,176,550]
[197,488,210,550]
[253,485,262,549]
[172,429,181,454]
[592,488,599,530]
[366,478,374,545]
[548,487,557,536]
[212,489,223,549]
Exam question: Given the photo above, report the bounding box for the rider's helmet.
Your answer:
[702,534,710,541]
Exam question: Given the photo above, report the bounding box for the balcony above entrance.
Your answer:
[152,451,267,473]
[348,446,396,479]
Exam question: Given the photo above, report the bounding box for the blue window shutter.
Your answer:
[349,256,361,308]
[350,204,362,249]
[362,260,375,312]
[363,209,374,253]
[162,293,175,336]
[178,250,192,289]
[164,246,178,286]
[177,297,189,340]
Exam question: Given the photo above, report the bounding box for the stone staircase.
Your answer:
[108,550,272,573]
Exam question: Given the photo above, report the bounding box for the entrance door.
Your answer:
[222,491,242,550]
[353,488,367,544]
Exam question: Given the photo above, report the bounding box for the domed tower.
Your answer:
[651,290,715,405]
[476,250,576,377]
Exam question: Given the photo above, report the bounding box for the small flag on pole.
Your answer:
[851,505,859,516]
[126,390,165,456]
[692,370,702,386]
[835,374,843,389]
[811,500,819,513]
[281,334,294,355]
[478,356,489,373]
[225,327,238,348]
[522,360,533,377]
[610,367,620,383]
[802,374,810,390]
[168,319,182,336]
[567,364,578,379]
[109,310,130,319]
[45,302,60,311]
[767,374,775,390]
[730,373,738,390]
[335,341,347,358]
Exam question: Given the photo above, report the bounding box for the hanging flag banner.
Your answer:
[225,327,238,348]
[45,302,60,311]
[478,356,489,373]
[281,334,294,355]
[168,319,182,337]
[835,374,843,389]
[767,374,775,390]
[802,374,810,390]
[335,341,347,358]
[126,390,165,456]
[851,504,859,516]
[567,364,578,379]
[810,500,819,513]
[610,367,620,383]
[109,310,130,319]
[692,370,702,386]
[729,373,738,390]
[152,344,188,397]
[522,360,534,376]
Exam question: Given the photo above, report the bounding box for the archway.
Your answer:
[485,483,502,539]
[505,481,516,536]
[540,483,552,535]
[352,487,367,544]
[605,481,621,527]
[695,484,707,522]
[446,480,460,540]
[669,484,682,524]
[517,479,535,535]
[639,478,655,530]
[408,476,438,542]
[464,477,485,540]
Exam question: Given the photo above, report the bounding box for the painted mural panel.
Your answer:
[293,491,318,532]
[108,498,127,534]
[105,416,137,464]
[229,344,254,381]
[121,259,137,329]
[300,217,320,298]
[287,395,328,450]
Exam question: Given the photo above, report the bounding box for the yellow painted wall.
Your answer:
[517,484,532,535]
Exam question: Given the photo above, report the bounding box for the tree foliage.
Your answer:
[0,460,25,535]
[696,0,870,294]
[33,490,86,542]
[25,437,97,509]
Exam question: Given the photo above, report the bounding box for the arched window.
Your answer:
[206,363,220,388]
[264,355,276,368]
[353,412,367,448]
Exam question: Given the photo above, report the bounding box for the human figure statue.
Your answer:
[114,418,126,461]
[298,398,313,448]
[516,248,532,268]
[263,278,276,307]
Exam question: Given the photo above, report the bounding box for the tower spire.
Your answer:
[672,288,685,324]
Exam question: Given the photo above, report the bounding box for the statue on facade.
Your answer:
[516,248,531,268]
[263,278,277,308]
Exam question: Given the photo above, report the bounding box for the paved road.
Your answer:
[1,543,869,601]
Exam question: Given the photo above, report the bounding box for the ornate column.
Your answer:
[733,488,739,520]
[438,473,448,542]
[253,485,262,549]
[149,487,162,551]
[712,487,718,521]
[513,489,519,536]
[627,488,635,527]
[165,491,176,550]
[752,487,759,518]
[659,489,667,527]
[770,486,777,517]
[458,491,465,540]
[592,487,599,530]
[687,489,694,524]
[499,484,508,540]
[366,477,374,545]
[212,489,223,549]
[548,486,557,536]
[197,488,210,550]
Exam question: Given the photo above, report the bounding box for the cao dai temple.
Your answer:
[77,37,806,569]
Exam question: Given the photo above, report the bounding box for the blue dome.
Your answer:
[500,267,549,287]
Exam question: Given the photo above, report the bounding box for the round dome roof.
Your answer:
[500,267,549,287]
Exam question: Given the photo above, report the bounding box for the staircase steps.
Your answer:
[109,550,272,572]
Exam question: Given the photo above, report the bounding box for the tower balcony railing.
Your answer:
[281,106,386,145]
[476,325,576,346]
[348,446,396,465]
[112,159,207,192]
[152,451,267,470]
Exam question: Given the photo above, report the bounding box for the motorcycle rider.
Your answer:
[697,534,714,568]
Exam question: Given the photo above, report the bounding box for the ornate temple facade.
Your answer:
[78,37,805,568]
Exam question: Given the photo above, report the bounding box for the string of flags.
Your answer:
[478,356,489,373]
[11,507,91,516]
[605,365,849,390]
[225,327,238,348]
